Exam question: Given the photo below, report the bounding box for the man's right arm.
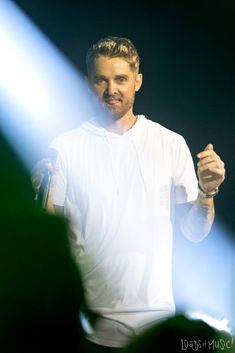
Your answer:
[46,181,64,216]
[31,158,64,216]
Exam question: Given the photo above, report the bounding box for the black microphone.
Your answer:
[35,148,57,211]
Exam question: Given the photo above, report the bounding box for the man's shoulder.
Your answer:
[49,122,90,148]
[143,116,184,142]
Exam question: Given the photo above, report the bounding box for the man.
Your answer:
[33,36,225,352]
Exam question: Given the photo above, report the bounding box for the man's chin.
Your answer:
[103,107,123,120]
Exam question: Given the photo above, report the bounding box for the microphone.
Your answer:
[35,148,57,211]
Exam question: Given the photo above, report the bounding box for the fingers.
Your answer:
[200,167,225,181]
[197,156,225,172]
[197,144,226,190]
[197,143,214,159]
[197,148,224,166]
[197,144,223,167]
[31,158,57,192]
[207,168,226,178]
[205,143,213,151]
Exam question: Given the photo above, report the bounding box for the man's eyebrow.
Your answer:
[93,74,106,79]
[115,74,128,78]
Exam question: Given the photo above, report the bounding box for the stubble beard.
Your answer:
[103,95,135,121]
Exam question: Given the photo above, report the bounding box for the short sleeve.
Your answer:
[173,137,198,204]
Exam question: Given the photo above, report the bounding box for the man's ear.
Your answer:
[135,73,143,92]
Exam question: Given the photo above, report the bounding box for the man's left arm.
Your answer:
[180,144,225,242]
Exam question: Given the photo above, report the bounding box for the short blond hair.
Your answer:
[86,36,140,75]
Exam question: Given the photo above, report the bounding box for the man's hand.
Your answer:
[197,144,225,193]
[31,158,57,193]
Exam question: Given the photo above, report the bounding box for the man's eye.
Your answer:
[95,78,105,84]
[117,77,126,83]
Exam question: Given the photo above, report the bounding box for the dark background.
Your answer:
[13,0,235,235]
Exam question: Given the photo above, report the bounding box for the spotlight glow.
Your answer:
[186,311,232,334]
[173,218,235,332]
[0,0,100,166]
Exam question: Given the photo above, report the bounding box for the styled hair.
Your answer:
[86,36,140,75]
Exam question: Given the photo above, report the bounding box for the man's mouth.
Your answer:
[103,98,121,105]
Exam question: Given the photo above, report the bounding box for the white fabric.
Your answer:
[50,115,198,347]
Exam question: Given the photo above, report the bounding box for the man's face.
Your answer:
[88,56,142,119]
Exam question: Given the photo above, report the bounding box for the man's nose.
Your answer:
[105,81,117,95]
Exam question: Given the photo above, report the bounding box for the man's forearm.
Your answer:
[46,190,64,216]
[180,195,215,242]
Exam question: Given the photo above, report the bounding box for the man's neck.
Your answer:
[105,113,138,135]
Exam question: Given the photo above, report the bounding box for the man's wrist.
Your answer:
[198,183,219,198]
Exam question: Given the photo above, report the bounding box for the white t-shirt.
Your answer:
[50,115,198,347]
